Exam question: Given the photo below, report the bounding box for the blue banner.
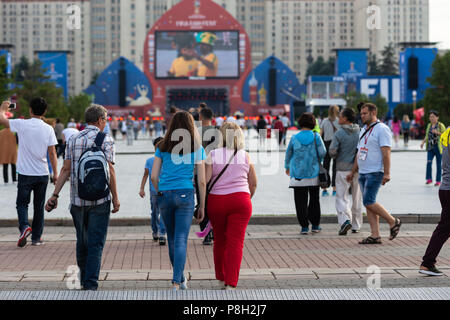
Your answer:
[0,50,12,75]
[336,49,367,82]
[357,76,401,116]
[37,52,68,99]
[399,48,437,104]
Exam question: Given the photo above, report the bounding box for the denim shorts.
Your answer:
[358,172,384,206]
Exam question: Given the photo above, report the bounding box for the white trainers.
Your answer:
[180,275,188,290]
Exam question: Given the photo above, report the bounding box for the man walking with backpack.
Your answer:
[45,104,120,291]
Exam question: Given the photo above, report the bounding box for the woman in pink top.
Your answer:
[391,116,401,148]
[206,122,257,290]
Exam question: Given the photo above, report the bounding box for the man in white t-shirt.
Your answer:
[347,103,401,245]
[215,116,224,127]
[0,98,58,248]
[61,127,80,159]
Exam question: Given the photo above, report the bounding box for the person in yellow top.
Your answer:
[167,34,199,78]
[194,32,218,77]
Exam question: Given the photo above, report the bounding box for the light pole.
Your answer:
[412,90,417,112]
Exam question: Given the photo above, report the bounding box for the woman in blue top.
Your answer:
[285,113,326,235]
[151,111,206,291]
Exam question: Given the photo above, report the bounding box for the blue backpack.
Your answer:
[77,132,110,201]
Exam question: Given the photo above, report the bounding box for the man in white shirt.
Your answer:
[0,98,58,248]
[347,103,401,245]
[61,127,80,159]
[215,116,224,127]
[226,115,236,123]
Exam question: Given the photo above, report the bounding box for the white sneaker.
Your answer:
[225,285,236,290]
[180,275,188,290]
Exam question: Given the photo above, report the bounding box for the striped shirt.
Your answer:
[65,125,115,207]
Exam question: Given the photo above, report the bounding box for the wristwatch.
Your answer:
[52,193,59,198]
[157,191,163,196]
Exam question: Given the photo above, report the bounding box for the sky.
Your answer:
[429,0,450,49]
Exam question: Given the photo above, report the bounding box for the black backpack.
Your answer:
[77,132,110,201]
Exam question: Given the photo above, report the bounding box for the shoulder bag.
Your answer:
[194,148,238,219]
[313,133,331,189]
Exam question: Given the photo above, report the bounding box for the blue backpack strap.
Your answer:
[94,131,106,148]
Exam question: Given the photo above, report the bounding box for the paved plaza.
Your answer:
[0,132,448,299]
[0,133,442,222]
[0,224,449,291]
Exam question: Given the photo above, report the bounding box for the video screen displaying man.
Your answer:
[156,31,238,79]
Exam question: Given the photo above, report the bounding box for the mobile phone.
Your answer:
[46,200,55,212]
[8,103,16,110]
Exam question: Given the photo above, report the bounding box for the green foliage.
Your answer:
[345,91,388,119]
[345,91,369,111]
[305,56,335,82]
[368,53,381,76]
[379,43,398,75]
[423,51,450,126]
[12,56,30,83]
[12,59,68,121]
[67,92,93,123]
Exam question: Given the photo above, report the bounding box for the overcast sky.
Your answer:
[429,0,450,49]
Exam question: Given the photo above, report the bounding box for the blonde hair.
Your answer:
[219,122,245,150]
[328,105,340,121]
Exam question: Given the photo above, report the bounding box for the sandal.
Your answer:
[359,236,382,244]
[389,218,402,240]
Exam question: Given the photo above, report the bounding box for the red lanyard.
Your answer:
[364,125,375,145]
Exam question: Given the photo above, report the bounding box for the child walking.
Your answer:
[139,137,166,245]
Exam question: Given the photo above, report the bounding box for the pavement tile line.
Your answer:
[0,287,449,300]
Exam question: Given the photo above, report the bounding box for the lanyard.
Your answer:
[359,122,379,146]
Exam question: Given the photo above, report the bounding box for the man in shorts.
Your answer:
[347,103,401,244]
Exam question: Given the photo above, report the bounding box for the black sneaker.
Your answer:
[159,236,166,246]
[203,232,213,245]
[339,221,352,236]
[32,239,45,246]
[419,266,444,276]
[18,227,32,248]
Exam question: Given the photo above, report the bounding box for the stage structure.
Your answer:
[143,0,253,117]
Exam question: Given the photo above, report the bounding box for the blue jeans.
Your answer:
[150,191,166,236]
[157,189,195,284]
[70,201,111,290]
[16,174,49,242]
[426,145,442,182]
[358,172,384,207]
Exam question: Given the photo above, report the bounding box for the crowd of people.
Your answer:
[0,97,449,291]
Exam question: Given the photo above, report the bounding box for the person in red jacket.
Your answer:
[273,116,285,146]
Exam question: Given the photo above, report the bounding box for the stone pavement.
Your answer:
[0,224,449,291]
[0,136,441,222]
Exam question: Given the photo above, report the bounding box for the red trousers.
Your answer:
[207,192,252,287]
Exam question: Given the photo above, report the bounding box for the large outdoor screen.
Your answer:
[155,31,239,79]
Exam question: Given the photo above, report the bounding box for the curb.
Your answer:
[0,214,441,227]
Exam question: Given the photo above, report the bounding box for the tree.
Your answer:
[379,43,398,75]
[305,56,335,82]
[0,55,11,101]
[345,91,369,110]
[12,59,68,121]
[67,92,93,123]
[12,56,30,83]
[345,91,388,119]
[423,51,450,126]
[368,53,381,76]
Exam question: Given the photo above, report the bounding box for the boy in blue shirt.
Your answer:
[139,137,166,245]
